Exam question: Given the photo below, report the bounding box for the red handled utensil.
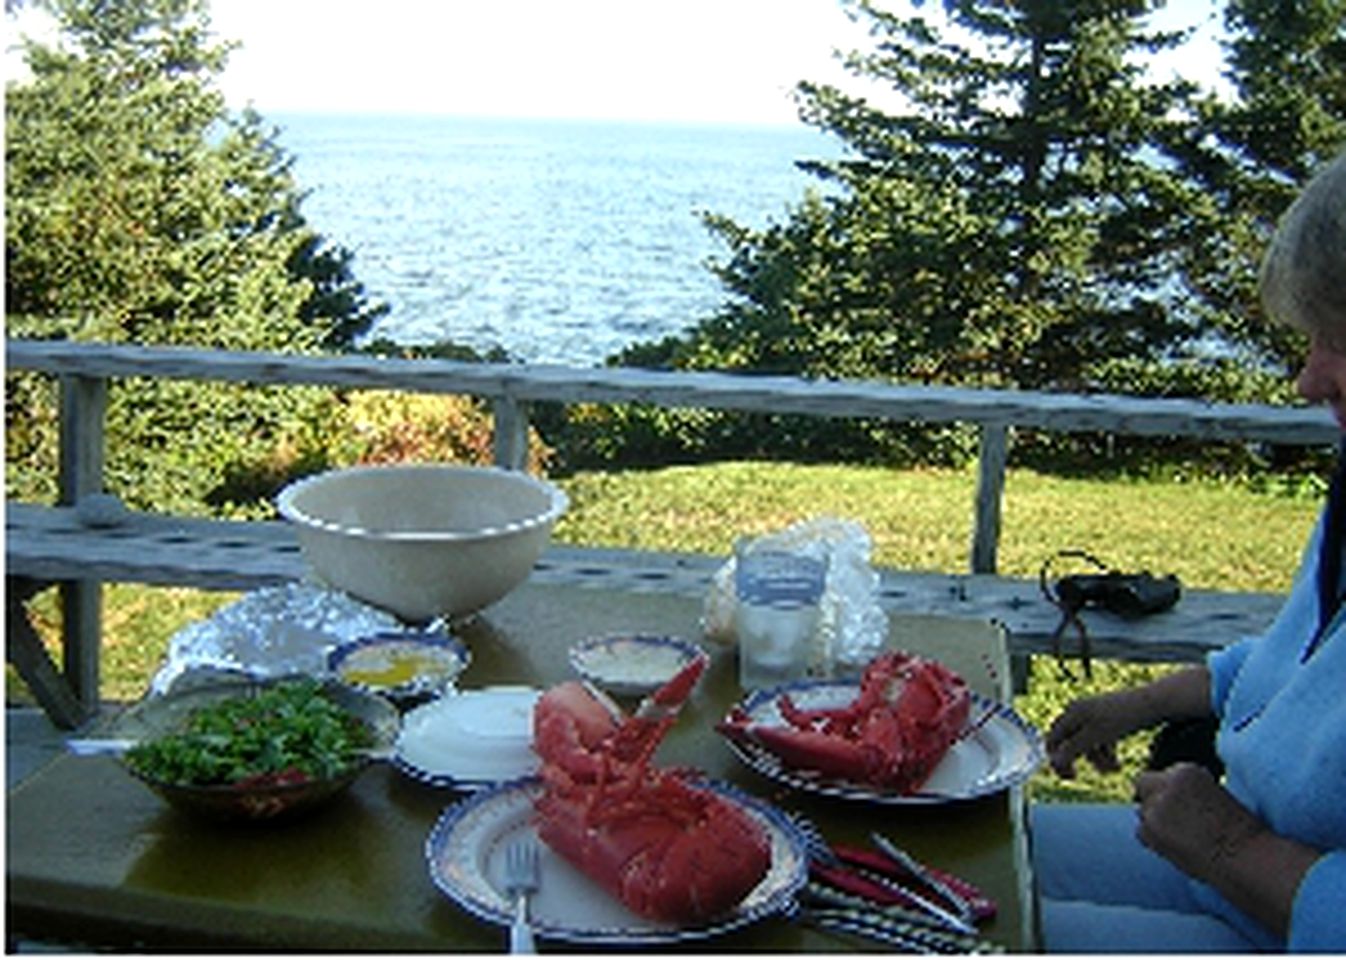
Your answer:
[832,835,996,922]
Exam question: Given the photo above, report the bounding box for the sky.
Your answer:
[6,0,1227,127]
[207,0,874,126]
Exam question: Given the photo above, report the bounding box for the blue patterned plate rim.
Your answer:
[724,679,1044,805]
[424,776,808,945]
[390,753,501,792]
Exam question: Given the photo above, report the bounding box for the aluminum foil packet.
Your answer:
[149,581,411,696]
[702,516,889,675]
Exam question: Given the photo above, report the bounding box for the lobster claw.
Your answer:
[635,653,707,720]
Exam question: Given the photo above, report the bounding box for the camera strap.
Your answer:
[1039,549,1108,680]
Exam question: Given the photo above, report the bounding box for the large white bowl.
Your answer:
[276,464,568,622]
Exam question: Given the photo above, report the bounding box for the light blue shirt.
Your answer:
[1204,507,1346,951]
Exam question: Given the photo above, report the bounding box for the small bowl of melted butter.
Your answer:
[568,633,707,698]
[329,631,470,709]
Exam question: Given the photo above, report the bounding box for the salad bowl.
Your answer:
[105,676,400,822]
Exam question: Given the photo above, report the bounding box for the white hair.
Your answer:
[1259,150,1346,335]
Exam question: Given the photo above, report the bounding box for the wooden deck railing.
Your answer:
[6,338,1337,725]
[9,338,1338,569]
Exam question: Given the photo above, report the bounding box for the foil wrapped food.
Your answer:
[149,582,414,696]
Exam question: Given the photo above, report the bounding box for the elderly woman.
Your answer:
[1032,150,1346,952]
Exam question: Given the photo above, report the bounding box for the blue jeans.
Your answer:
[1030,803,1277,953]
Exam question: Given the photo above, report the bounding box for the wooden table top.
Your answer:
[6,581,1038,952]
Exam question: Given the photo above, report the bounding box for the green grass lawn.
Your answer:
[9,461,1319,803]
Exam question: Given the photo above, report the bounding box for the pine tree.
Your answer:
[4,0,381,511]
[5,0,384,349]
[1171,0,1346,377]
[579,0,1326,469]
[678,0,1223,394]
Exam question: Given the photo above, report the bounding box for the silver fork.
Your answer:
[503,838,540,953]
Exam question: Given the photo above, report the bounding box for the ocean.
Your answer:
[272,114,838,366]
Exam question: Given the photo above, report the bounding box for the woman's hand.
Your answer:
[1133,762,1322,938]
[1133,762,1261,883]
[1044,690,1140,778]
[1045,665,1213,779]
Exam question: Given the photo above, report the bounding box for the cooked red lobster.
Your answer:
[717,651,971,793]
[532,657,772,924]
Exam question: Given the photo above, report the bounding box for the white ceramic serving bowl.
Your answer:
[276,464,568,623]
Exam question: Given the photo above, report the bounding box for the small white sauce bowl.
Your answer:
[328,631,470,708]
[568,633,706,697]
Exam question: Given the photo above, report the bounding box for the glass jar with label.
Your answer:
[734,548,825,689]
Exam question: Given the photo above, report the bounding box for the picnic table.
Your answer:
[6,579,1038,952]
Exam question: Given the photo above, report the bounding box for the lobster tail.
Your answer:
[535,770,769,923]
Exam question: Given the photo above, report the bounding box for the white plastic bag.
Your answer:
[702,516,889,676]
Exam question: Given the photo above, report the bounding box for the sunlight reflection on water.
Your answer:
[276,114,837,366]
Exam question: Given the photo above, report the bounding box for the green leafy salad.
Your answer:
[124,679,375,789]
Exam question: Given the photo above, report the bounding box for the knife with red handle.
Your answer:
[832,840,997,921]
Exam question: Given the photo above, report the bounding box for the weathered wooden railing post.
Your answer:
[971,422,1010,576]
[492,395,530,470]
[49,373,105,722]
[58,373,108,503]
[970,421,1030,692]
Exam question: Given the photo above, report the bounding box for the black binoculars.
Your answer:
[1054,571,1182,619]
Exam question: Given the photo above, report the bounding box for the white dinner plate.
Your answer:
[721,681,1043,804]
[425,777,808,945]
[394,687,540,790]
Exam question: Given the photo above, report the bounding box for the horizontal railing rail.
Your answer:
[9,337,1336,438]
